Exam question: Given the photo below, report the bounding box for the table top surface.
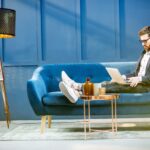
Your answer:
[80,94,119,101]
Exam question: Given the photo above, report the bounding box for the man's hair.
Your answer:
[138,26,150,36]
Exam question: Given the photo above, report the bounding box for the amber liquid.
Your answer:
[83,81,94,96]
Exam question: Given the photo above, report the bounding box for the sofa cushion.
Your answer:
[118,93,150,105]
[42,92,72,106]
[42,92,110,106]
[42,92,150,107]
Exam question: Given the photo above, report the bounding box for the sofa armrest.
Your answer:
[27,75,47,115]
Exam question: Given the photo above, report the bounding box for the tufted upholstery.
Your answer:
[27,62,150,117]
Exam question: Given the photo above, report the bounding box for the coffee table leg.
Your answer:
[114,98,117,132]
[83,100,86,139]
[88,101,91,132]
[111,100,114,132]
[111,99,118,133]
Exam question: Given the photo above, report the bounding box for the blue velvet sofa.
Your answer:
[27,62,150,131]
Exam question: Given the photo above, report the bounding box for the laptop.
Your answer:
[106,67,130,84]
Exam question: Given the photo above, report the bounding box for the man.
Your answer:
[104,26,150,93]
[126,26,150,86]
[59,26,150,103]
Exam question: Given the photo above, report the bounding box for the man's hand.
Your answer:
[128,77,141,87]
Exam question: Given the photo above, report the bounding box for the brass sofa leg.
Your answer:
[48,115,52,128]
[41,116,46,133]
[41,115,52,133]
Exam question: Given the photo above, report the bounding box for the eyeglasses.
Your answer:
[139,38,150,43]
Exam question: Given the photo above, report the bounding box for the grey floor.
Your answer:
[1,118,150,150]
[0,139,150,150]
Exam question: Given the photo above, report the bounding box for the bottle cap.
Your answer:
[86,77,90,81]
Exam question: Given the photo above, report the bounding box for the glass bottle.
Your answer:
[83,77,94,96]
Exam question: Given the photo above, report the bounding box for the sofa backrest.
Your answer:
[35,63,111,92]
[102,61,137,74]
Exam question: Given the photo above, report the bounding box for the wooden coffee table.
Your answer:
[80,94,119,139]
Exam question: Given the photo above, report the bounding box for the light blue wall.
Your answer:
[0,0,150,120]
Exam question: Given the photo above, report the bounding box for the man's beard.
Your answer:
[144,46,150,52]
